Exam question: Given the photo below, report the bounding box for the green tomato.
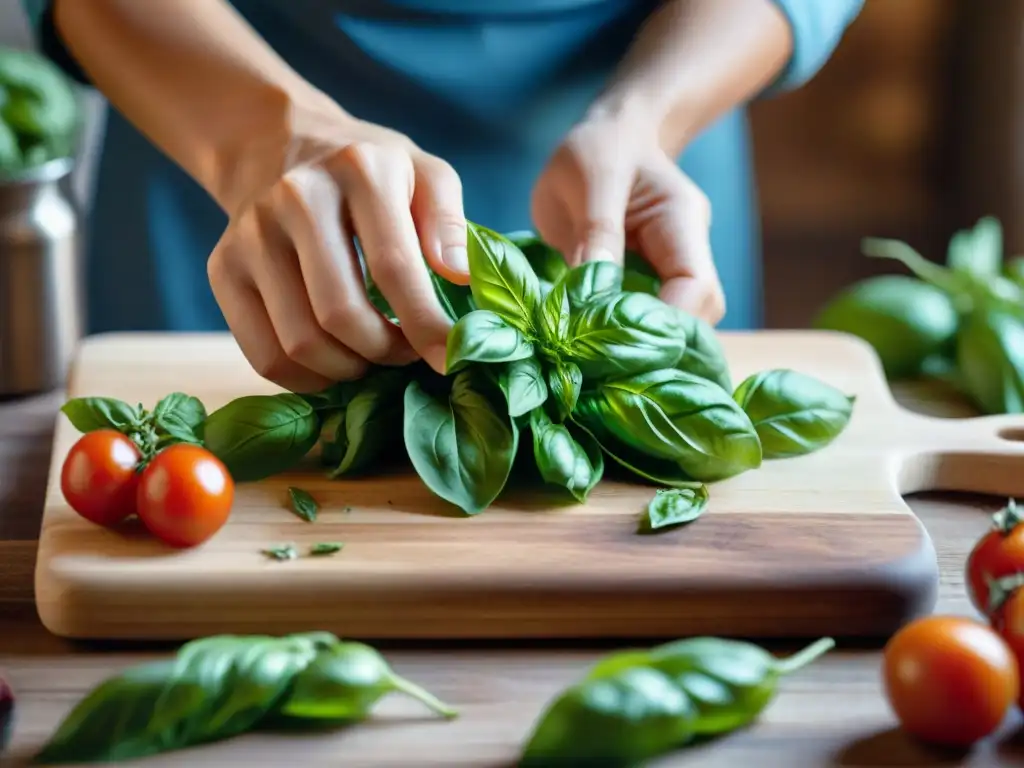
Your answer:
[812,275,958,379]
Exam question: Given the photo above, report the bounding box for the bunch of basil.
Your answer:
[198,223,854,516]
[0,46,79,176]
[814,216,1024,415]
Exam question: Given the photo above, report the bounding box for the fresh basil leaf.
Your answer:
[677,313,732,392]
[498,357,548,418]
[34,633,335,764]
[571,414,706,489]
[520,666,694,766]
[466,222,541,332]
[152,392,206,444]
[309,542,343,556]
[947,216,1002,280]
[640,486,709,533]
[623,250,662,296]
[262,543,298,561]
[732,369,855,458]
[956,307,1024,415]
[566,292,688,380]
[60,397,142,435]
[563,261,623,311]
[203,394,321,482]
[403,370,518,515]
[1006,256,1024,288]
[547,361,582,421]
[445,309,535,373]
[430,271,475,322]
[323,367,409,478]
[281,641,456,720]
[505,231,569,286]
[287,487,318,523]
[530,409,603,502]
[577,368,762,482]
[538,277,571,344]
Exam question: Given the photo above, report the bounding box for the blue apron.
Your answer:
[23,0,863,333]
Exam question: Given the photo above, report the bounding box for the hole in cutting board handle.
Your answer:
[999,427,1024,443]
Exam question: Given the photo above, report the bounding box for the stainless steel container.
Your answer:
[0,157,83,395]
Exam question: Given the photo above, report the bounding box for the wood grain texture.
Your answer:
[31,330,1024,641]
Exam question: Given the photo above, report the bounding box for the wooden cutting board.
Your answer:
[33,331,1024,642]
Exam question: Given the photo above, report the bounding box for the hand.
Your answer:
[531,117,726,325]
[207,113,469,394]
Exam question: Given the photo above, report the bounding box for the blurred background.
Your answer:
[1,0,1016,329]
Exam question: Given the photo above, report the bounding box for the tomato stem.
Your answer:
[775,637,836,675]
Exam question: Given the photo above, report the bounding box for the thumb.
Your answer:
[570,164,633,266]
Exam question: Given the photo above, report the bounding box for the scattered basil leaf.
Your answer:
[520,636,834,766]
[732,369,855,459]
[445,309,535,373]
[640,486,709,533]
[466,222,541,333]
[498,357,548,418]
[262,544,298,561]
[577,368,762,482]
[34,633,453,765]
[403,370,518,515]
[281,640,456,720]
[203,393,321,482]
[530,409,604,502]
[677,314,732,392]
[566,292,688,380]
[60,397,141,435]
[308,542,343,556]
[547,361,582,422]
[287,487,318,523]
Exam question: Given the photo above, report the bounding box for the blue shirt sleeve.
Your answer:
[19,0,91,85]
[763,0,864,94]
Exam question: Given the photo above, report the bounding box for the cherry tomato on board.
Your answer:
[966,500,1024,616]
[60,429,142,527]
[136,443,234,548]
[882,615,1018,748]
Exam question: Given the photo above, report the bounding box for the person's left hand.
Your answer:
[531,116,726,325]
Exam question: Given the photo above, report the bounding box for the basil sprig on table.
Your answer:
[519,636,835,767]
[60,223,856,519]
[33,632,455,765]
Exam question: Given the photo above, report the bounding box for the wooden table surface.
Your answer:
[3,385,1024,767]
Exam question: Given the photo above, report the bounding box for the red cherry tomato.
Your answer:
[883,615,1018,748]
[966,501,1024,616]
[136,444,234,548]
[60,430,142,527]
[992,586,1024,709]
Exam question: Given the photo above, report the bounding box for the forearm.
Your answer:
[53,0,343,212]
[589,0,793,157]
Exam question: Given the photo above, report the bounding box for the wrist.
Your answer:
[583,87,692,159]
[207,84,353,215]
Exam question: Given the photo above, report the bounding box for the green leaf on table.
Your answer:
[152,392,207,444]
[547,360,582,421]
[497,357,548,418]
[308,542,343,556]
[287,487,318,523]
[530,408,603,502]
[639,486,709,533]
[60,397,142,435]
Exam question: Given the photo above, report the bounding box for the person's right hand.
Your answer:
[207,113,470,394]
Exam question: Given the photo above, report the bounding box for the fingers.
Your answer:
[411,153,469,285]
[331,142,453,373]
[572,158,632,266]
[208,231,337,394]
[632,166,726,326]
[275,164,418,367]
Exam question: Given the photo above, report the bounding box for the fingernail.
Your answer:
[443,245,469,273]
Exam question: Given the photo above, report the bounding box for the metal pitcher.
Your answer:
[0,157,83,396]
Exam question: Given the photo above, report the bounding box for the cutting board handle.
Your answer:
[895,410,1024,498]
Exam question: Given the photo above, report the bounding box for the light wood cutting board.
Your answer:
[32,331,1024,642]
